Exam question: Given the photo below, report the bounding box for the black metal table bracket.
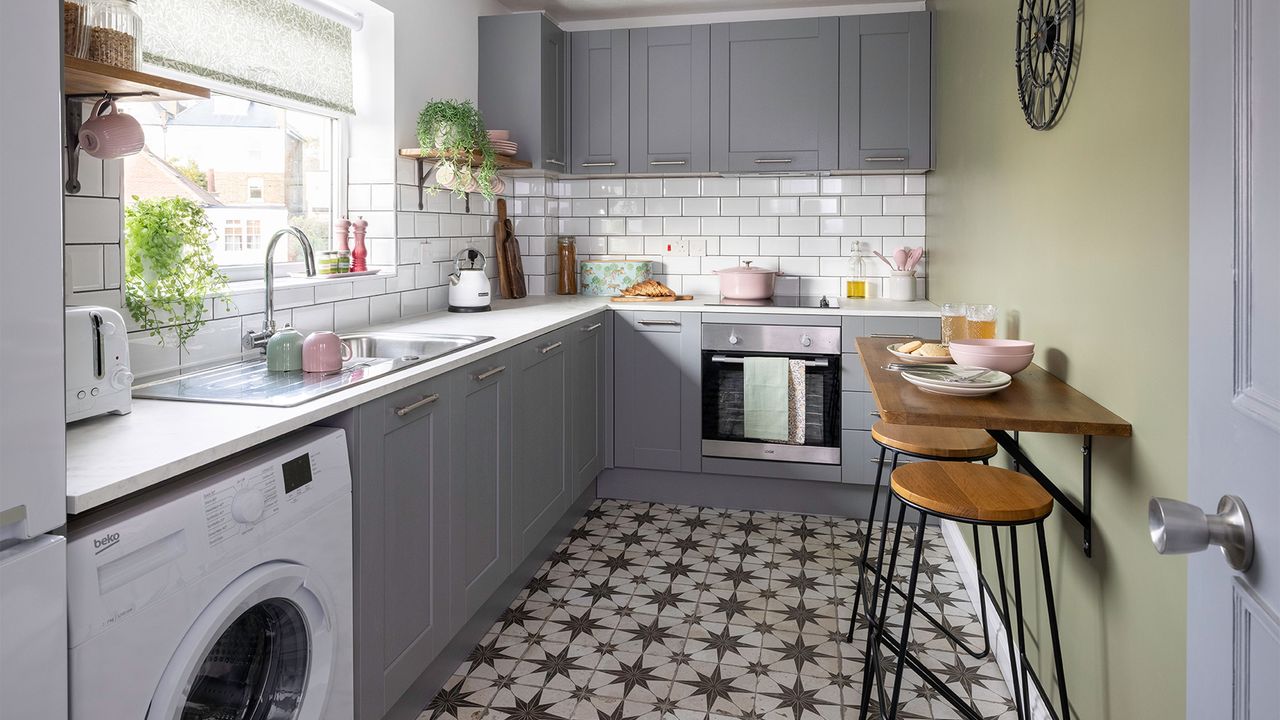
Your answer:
[414,157,471,213]
[987,429,1094,556]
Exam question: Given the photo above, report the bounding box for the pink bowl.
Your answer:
[950,346,1034,374]
[487,129,510,141]
[948,339,1036,356]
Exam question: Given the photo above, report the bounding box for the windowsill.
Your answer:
[223,266,398,295]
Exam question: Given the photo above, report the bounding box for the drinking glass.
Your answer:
[940,303,967,345]
[966,304,997,339]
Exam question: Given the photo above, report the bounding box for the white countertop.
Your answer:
[66,294,937,514]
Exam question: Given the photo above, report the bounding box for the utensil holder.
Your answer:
[887,270,917,301]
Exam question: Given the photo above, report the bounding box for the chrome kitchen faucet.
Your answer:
[243,226,318,351]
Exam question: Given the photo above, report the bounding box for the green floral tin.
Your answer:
[579,259,652,296]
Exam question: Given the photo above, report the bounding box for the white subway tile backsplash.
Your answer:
[701,216,740,236]
[862,215,904,236]
[645,198,682,216]
[662,216,700,235]
[572,198,608,216]
[862,175,904,195]
[103,243,121,289]
[800,197,840,216]
[590,179,626,197]
[883,195,926,216]
[625,178,663,197]
[291,303,336,335]
[560,217,590,235]
[562,179,591,198]
[759,196,800,216]
[663,178,701,197]
[66,245,104,294]
[682,197,720,216]
[779,177,819,196]
[904,216,926,236]
[739,177,779,196]
[334,298,370,331]
[103,159,122,199]
[609,236,644,254]
[593,217,627,235]
[904,175,926,195]
[820,217,861,236]
[400,289,429,317]
[608,198,644,216]
[779,256,821,276]
[702,256,741,273]
[759,236,799,255]
[841,196,883,216]
[699,177,739,197]
[720,236,759,255]
[739,216,779,236]
[315,281,355,304]
[799,236,840,256]
[64,196,120,244]
[820,177,861,195]
[369,293,401,325]
[720,197,759,216]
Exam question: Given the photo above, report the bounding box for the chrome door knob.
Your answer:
[1149,495,1254,571]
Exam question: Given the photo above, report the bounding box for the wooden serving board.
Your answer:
[609,295,694,302]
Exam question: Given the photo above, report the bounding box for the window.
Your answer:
[122,91,339,275]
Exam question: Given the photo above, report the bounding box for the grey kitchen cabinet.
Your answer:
[570,313,607,495]
[571,30,629,174]
[839,12,933,171]
[513,327,571,564]
[350,377,453,719]
[479,13,570,170]
[629,25,711,172]
[449,352,513,623]
[710,18,839,172]
[613,311,702,472]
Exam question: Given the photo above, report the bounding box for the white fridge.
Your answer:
[0,1,71,719]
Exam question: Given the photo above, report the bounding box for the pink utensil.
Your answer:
[905,247,924,270]
[872,251,897,271]
[893,248,909,272]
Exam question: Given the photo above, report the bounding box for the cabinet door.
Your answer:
[355,378,452,714]
[710,18,839,172]
[572,30,629,174]
[630,25,710,172]
[513,329,570,564]
[450,353,513,623]
[613,312,702,472]
[541,16,571,171]
[570,313,606,495]
[839,13,932,170]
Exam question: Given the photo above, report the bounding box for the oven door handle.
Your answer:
[710,354,830,368]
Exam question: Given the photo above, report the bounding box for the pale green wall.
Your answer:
[927,1,1188,718]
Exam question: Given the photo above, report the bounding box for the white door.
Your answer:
[1177,0,1280,716]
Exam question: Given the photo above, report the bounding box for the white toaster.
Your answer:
[65,306,134,423]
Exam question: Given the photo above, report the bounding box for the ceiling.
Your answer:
[500,0,896,22]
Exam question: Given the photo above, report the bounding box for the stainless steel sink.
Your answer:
[132,332,494,407]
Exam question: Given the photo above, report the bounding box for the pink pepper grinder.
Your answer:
[351,216,368,272]
[335,217,351,254]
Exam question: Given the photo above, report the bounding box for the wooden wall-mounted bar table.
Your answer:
[856,338,1132,556]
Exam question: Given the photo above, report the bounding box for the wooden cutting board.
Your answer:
[494,199,512,298]
[610,295,694,302]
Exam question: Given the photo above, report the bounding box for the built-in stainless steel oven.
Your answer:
[701,323,841,465]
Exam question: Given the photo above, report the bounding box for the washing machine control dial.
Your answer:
[230,489,267,525]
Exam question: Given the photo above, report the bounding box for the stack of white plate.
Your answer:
[488,130,518,156]
[900,366,1012,397]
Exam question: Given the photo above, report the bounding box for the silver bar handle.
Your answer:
[870,333,918,339]
[650,160,687,166]
[474,366,507,382]
[638,320,680,326]
[581,323,603,332]
[711,354,829,368]
[544,159,565,167]
[865,156,907,162]
[394,393,440,417]
[870,410,881,417]
[870,457,912,466]
[539,341,563,354]
[753,158,793,164]
[580,161,616,168]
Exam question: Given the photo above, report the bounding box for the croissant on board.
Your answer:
[619,279,676,297]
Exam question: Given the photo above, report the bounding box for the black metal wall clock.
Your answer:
[1015,0,1076,130]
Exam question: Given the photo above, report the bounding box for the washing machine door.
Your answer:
[147,561,336,720]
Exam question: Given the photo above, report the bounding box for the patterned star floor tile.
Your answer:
[421,500,1020,720]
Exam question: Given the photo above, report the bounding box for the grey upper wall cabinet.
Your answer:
[479,13,570,170]
[571,30,629,174]
[839,12,933,171]
[710,18,840,172]
[613,311,702,473]
[629,25,711,172]
[570,313,607,495]
[513,328,571,564]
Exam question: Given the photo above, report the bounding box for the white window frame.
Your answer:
[137,64,351,284]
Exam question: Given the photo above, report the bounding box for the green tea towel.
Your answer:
[744,356,790,442]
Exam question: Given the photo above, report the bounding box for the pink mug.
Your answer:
[302,331,352,373]
[78,97,145,159]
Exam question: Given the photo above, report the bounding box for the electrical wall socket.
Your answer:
[661,238,690,256]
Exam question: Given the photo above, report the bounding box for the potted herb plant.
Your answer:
[124,196,231,350]
[416,99,498,200]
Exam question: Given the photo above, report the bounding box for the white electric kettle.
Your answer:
[448,247,491,312]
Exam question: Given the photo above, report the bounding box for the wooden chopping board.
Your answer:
[610,295,694,302]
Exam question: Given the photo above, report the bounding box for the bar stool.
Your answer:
[858,462,1070,720]
[845,421,998,661]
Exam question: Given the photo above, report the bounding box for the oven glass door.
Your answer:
[701,351,840,463]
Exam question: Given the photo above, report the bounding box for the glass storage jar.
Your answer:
[87,0,141,70]
[63,1,92,58]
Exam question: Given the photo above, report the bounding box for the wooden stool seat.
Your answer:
[871,421,997,460]
[890,462,1053,524]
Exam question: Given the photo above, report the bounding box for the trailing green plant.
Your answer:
[416,99,498,201]
[124,196,232,350]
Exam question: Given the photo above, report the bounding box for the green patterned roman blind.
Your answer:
[139,0,355,114]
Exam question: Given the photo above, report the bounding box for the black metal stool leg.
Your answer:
[880,510,929,720]
[991,529,1027,720]
[848,444,889,643]
[969,524,991,658]
[1037,521,1071,719]
[1011,528,1032,719]
[859,501,907,719]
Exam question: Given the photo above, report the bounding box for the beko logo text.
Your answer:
[93,533,120,554]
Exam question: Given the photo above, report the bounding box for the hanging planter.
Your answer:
[416,99,498,201]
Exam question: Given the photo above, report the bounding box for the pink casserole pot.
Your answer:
[715,260,781,300]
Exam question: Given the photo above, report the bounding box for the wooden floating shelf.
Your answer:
[398,148,532,170]
[64,56,210,101]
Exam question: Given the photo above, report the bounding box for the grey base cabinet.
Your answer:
[839,12,933,171]
[350,377,453,719]
[513,327,571,565]
[613,311,701,472]
[449,352,514,623]
[570,313,607,496]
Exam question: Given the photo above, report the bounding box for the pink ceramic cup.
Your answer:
[77,97,145,159]
[302,331,352,373]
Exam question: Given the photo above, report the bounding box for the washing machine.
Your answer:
[67,427,354,719]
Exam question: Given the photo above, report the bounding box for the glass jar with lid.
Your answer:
[87,0,141,70]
